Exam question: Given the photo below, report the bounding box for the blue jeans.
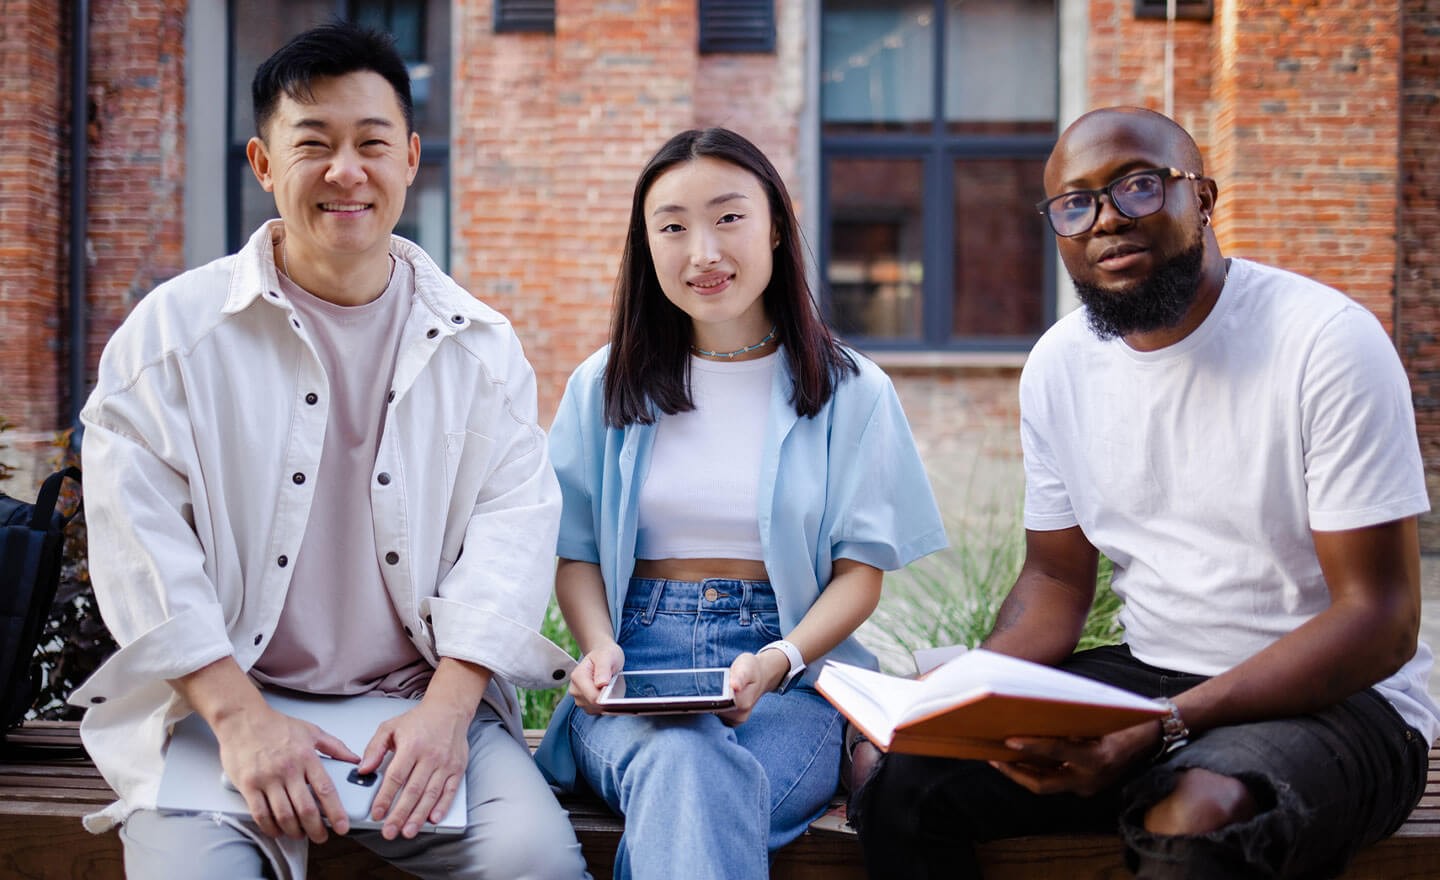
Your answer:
[853,645,1429,879]
[565,577,844,880]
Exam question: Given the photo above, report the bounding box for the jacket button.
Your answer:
[377,472,391,485]
[385,551,399,565]
[451,314,464,324]
[90,695,106,704]
[387,390,396,403]
[277,555,288,567]
[253,634,263,646]
[305,392,318,405]
[552,669,566,681]
[426,328,439,339]
[292,472,305,485]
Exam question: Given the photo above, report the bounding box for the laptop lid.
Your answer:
[155,689,467,834]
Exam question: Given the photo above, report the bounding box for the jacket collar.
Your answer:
[222,220,504,326]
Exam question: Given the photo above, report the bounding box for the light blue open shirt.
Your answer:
[535,345,948,788]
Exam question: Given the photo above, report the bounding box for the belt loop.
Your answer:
[642,578,665,624]
[738,579,753,625]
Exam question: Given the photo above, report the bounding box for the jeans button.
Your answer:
[703,587,719,602]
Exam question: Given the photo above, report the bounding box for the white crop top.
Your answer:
[634,351,778,561]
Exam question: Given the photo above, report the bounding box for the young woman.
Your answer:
[534,127,946,879]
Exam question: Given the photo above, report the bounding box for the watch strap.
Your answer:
[1154,697,1190,758]
[759,639,806,694]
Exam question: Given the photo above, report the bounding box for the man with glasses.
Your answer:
[852,106,1436,878]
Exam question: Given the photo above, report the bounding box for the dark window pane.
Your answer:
[393,162,449,265]
[944,0,1056,136]
[230,0,449,142]
[951,158,1048,338]
[494,0,555,33]
[699,0,776,54]
[827,157,925,341]
[821,1,934,135]
[229,0,335,141]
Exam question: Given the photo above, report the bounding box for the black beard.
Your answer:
[1073,241,1205,341]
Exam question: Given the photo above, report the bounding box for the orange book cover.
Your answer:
[815,649,1166,761]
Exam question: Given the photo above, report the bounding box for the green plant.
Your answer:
[859,507,1121,675]
[518,597,579,730]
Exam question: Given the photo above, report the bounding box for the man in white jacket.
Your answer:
[73,22,588,880]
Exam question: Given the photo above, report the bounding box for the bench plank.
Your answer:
[3,721,1436,879]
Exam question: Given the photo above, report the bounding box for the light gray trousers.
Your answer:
[120,705,590,880]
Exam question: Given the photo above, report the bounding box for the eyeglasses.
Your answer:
[1036,167,1203,237]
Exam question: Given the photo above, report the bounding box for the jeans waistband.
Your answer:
[623,576,777,625]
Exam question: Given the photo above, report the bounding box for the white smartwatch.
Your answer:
[759,639,807,694]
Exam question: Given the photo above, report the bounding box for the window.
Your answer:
[820,0,1057,350]
[698,0,776,54]
[494,0,555,34]
[1133,0,1213,21]
[227,0,451,267]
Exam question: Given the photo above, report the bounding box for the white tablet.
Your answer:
[597,667,735,714]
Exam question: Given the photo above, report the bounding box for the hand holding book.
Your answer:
[815,648,1166,762]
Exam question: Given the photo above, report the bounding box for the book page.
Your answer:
[905,649,1160,724]
[815,663,929,747]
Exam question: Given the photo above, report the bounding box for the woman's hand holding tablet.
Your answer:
[596,668,735,714]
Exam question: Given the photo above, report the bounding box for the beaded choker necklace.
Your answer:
[691,326,777,360]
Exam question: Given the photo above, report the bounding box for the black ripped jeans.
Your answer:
[851,645,1429,879]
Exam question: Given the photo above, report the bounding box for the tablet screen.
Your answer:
[598,668,734,714]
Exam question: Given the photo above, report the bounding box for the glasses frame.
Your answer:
[1035,167,1203,238]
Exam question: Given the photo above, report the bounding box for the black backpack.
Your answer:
[0,466,82,732]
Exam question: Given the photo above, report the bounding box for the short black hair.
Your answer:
[252,21,414,139]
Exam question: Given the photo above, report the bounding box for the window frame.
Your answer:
[817,0,1059,352]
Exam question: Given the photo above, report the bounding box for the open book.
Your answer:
[815,648,1166,761]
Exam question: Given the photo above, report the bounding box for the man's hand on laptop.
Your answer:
[359,657,491,840]
[216,704,362,841]
[172,658,363,842]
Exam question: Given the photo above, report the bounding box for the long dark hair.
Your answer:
[603,128,857,427]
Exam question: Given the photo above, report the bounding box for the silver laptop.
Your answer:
[156,689,467,834]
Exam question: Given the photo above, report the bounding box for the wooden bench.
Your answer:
[3,721,1436,879]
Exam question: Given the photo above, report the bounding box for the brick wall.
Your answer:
[454,0,706,422]
[1212,0,1400,320]
[1086,0,1215,139]
[0,0,187,492]
[1400,0,1440,548]
[85,0,188,367]
[0,0,66,480]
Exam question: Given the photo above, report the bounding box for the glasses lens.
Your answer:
[1049,193,1096,237]
[1111,171,1166,219]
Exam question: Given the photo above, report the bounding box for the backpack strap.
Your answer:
[28,466,81,531]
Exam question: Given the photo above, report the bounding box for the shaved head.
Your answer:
[1046,107,1204,195]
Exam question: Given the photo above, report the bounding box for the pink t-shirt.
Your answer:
[252,258,431,697]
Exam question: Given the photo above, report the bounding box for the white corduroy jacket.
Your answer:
[71,221,574,838]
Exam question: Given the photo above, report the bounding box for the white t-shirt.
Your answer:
[635,352,778,561]
[1021,257,1438,744]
